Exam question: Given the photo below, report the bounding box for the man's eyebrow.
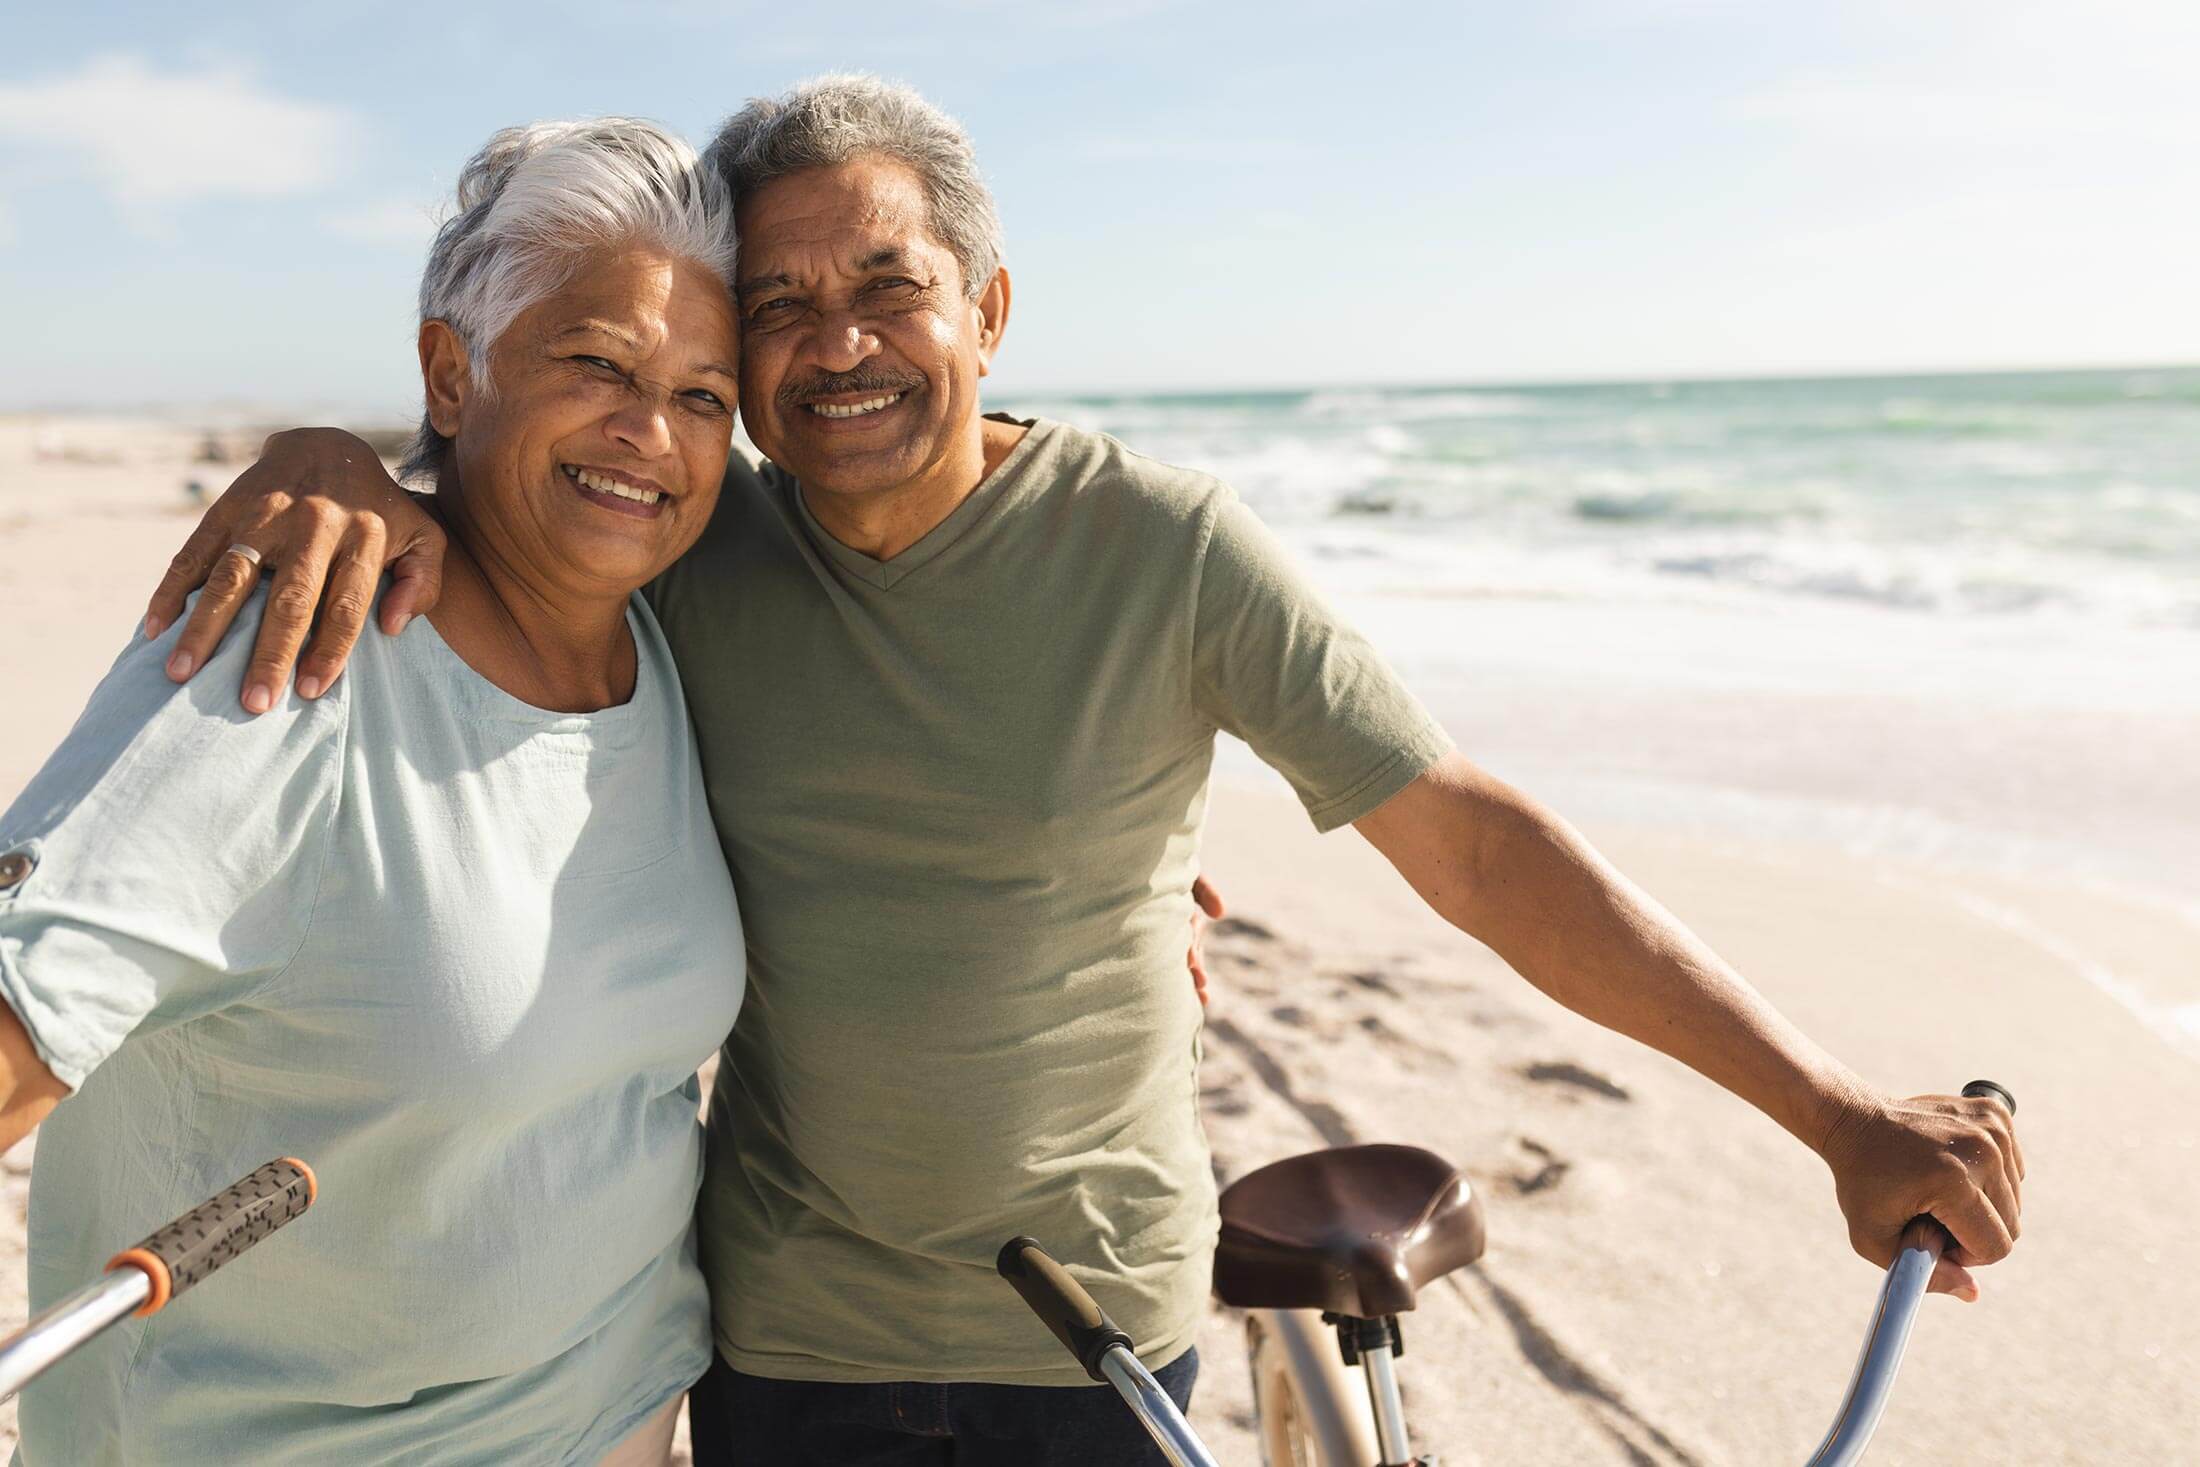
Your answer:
[691,361,738,383]
[734,249,919,299]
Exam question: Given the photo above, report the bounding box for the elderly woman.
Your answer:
[0,119,743,1464]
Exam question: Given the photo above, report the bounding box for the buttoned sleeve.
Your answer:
[0,592,347,1089]
[1190,492,1454,831]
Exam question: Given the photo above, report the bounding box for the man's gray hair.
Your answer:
[400,118,738,482]
[705,75,1004,301]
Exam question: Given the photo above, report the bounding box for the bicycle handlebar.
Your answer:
[996,1236,1219,1467]
[1807,1080,2015,1466]
[995,1235,1133,1382]
[0,1157,317,1403]
[107,1157,317,1316]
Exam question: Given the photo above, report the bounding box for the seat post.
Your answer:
[1331,1315,1418,1466]
[1361,1338,1414,1466]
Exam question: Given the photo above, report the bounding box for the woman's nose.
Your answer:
[604,395,674,458]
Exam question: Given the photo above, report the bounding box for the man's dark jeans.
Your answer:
[686,1347,1200,1465]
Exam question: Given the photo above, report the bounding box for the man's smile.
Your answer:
[795,385,921,430]
[809,392,905,419]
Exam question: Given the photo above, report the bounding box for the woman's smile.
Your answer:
[560,462,670,520]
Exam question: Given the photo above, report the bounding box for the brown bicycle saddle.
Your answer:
[1213,1143,1485,1318]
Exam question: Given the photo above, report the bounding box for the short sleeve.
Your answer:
[1191,494,1453,832]
[0,593,346,1089]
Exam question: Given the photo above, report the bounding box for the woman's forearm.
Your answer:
[0,1000,66,1152]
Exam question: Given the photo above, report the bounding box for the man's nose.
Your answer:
[813,314,882,373]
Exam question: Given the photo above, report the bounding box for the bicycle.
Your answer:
[0,1158,317,1402]
[1001,1080,2014,1467]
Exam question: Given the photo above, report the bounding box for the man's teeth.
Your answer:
[562,466,662,504]
[810,393,904,419]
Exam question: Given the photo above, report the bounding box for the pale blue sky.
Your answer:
[1,0,2192,415]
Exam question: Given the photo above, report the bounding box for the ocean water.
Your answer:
[1001,367,2200,1056]
[1002,365,2200,629]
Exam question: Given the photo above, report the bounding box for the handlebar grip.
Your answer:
[996,1236,1134,1382]
[1961,1079,2015,1115]
[105,1158,317,1317]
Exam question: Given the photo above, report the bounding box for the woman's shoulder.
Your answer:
[106,585,355,747]
[0,588,355,1086]
[1,586,357,831]
[0,588,352,916]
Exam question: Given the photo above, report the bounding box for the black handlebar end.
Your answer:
[996,1236,1134,1381]
[1961,1080,2016,1115]
[995,1235,1039,1283]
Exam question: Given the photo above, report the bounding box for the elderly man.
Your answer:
[147,77,2022,1466]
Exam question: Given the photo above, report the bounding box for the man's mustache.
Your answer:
[778,369,925,407]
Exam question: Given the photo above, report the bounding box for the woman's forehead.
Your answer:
[518,249,736,356]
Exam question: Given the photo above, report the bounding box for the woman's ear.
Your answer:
[418,320,473,439]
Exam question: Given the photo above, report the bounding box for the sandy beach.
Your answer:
[2,414,2195,1463]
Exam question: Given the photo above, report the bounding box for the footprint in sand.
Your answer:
[1353,1013,1452,1068]
[1211,916,1277,941]
[1201,1078,1252,1118]
[1510,1137,1571,1194]
[1522,1061,1631,1102]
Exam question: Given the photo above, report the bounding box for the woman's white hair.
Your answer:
[400,117,738,482]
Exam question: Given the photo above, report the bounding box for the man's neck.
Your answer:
[801,415,1028,561]
[427,497,638,713]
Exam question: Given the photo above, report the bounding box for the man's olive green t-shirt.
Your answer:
[647,416,1452,1384]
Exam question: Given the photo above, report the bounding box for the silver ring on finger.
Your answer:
[223,542,270,575]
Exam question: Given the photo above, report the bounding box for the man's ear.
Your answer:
[973,267,1011,378]
[418,320,474,438]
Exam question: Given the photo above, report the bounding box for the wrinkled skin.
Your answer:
[731,153,1013,560]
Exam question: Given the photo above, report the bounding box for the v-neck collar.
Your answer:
[790,416,1053,591]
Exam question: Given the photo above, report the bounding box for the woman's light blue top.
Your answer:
[0,588,745,1465]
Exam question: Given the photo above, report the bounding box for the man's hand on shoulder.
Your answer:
[1817,1086,2024,1300]
[145,428,448,714]
[1188,876,1225,1006]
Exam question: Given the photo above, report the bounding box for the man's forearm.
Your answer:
[1362,763,1873,1153]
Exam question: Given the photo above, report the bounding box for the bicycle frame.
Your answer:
[1246,1308,1381,1463]
[1254,1222,1947,1467]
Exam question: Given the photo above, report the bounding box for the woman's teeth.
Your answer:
[810,393,904,419]
[562,466,662,504]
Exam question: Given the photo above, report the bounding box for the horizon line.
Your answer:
[5,358,2195,423]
